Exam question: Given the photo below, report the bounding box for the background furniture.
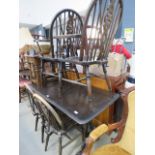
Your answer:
[19,53,31,102]
[20,43,51,87]
[82,90,135,155]
[26,55,42,87]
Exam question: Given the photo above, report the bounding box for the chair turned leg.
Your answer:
[85,66,92,96]
[45,132,53,151]
[58,134,62,155]
[45,134,50,151]
[41,124,45,143]
[19,87,21,103]
[35,115,39,131]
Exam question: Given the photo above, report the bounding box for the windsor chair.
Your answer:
[40,9,83,84]
[32,93,83,155]
[61,0,123,95]
[40,0,123,95]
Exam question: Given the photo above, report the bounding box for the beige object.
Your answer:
[107,52,127,77]
[89,52,127,77]
[19,27,34,49]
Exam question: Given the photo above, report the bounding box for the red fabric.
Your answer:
[111,44,132,59]
[19,79,31,87]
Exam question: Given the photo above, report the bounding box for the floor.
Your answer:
[19,97,113,155]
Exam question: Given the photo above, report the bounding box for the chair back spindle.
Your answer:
[80,0,123,61]
[50,9,83,59]
[33,94,64,130]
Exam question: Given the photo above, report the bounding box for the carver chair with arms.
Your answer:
[82,90,135,155]
[41,0,123,96]
[40,8,83,84]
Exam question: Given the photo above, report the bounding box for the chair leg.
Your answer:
[45,132,53,151]
[35,115,39,131]
[19,87,21,103]
[41,124,45,143]
[58,134,62,155]
[45,134,50,151]
[85,66,92,96]
[102,64,112,90]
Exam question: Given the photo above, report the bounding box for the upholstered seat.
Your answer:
[91,144,130,155]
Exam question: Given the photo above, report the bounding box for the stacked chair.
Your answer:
[40,8,83,85]
[40,0,123,95]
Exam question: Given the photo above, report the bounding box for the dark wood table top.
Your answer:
[26,80,120,124]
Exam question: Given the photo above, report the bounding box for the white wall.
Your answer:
[19,27,34,48]
[19,0,91,26]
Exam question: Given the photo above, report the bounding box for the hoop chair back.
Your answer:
[50,9,83,58]
[80,0,123,61]
[33,93,63,131]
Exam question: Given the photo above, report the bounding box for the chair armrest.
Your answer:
[90,124,109,141]
[82,124,109,155]
[119,86,135,96]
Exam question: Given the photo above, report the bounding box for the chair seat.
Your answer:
[41,55,108,65]
[91,144,131,155]
[58,112,78,130]
[46,109,78,132]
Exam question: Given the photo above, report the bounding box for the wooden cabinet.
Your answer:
[26,55,42,87]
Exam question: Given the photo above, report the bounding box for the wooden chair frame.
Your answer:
[40,8,83,85]
[40,0,123,96]
[32,93,84,155]
[80,88,135,155]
